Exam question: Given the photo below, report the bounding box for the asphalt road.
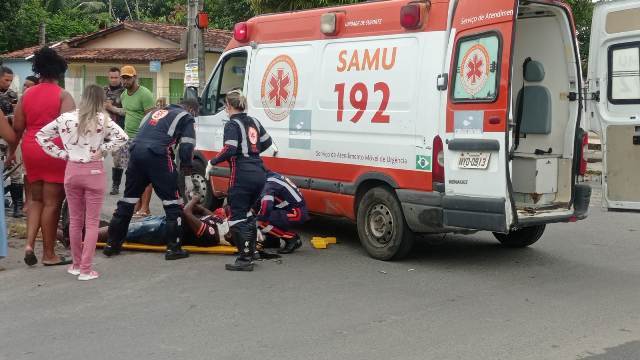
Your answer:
[2,174,640,359]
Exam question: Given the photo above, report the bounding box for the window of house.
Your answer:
[202,51,247,114]
[139,77,154,93]
[95,76,108,87]
[608,42,640,104]
[452,33,501,102]
[169,78,184,105]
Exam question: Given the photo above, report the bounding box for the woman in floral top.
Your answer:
[37,84,128,280]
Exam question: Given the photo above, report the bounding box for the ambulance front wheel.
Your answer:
[180,159,223,210]
[356,187,415,260]
[493,225,546,248]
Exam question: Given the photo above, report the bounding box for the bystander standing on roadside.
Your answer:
[23,76,39,91]
[0,66,24,218]
[19,75,39,215]
[103,67,127,195]
[37,84,128,280]
[0,109,17,270]
[12,47,76,267]
[106,65,155,217]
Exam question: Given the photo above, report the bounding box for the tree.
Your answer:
[205,0,254,29]
[249,0,361,14]
[566,0,597,67]
[0,0,101,53]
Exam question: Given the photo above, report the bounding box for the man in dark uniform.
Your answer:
[103,98,199,260]
[256,171,308,254]
[103,67,126,195]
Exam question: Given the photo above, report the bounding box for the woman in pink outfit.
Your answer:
[37,85,128,280]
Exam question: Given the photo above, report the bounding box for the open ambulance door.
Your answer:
[196,46,252,196]
[587,0,640,210]
[442,0,517,233]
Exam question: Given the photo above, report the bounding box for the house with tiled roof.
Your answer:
[1,21,232,102]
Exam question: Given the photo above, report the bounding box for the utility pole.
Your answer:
[186,0,206,90]
[39,22,46,46]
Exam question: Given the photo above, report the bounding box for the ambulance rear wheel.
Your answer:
[493,225,546,248]
[357,187,414,260]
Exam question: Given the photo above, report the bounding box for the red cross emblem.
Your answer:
[261,55,299,122]
[466,54,484,85]
[460,44,490,96]
[268,69,291,107]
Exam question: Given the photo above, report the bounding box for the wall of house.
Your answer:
[64,52,221,103]
[81,29,178,49]
[156,53,221,103]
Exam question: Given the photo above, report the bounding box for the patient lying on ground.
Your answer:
[97,196,231,247]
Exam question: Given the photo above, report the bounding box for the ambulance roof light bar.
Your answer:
[401,2,430,30]
[234,22,249,42]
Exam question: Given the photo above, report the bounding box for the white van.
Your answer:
[586,0,640,211]
[191,0,592,260]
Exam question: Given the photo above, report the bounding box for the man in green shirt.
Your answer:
[119,65,155,137]
[105,65,155,214]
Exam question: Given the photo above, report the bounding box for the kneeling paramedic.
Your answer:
[257,171,309,254]
[104,98,199,260]
[206,90,273,271]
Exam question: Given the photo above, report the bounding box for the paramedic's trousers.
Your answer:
[107,144,183,250]
[257,206,309,240]
[227,163,266,260]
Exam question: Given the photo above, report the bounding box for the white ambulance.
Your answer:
[586,0,640,211]
[190,0,593,260]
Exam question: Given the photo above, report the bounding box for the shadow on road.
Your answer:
[300,215,565,268]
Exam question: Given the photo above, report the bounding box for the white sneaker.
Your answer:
[78,270,100,281]
[67,266,80,276]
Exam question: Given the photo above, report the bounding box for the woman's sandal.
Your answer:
[42,257,72,266]
[24,250,37,266]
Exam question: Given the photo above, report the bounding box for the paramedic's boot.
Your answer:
[102,243,121,257]
[110,168,123,195]
[103,210,132,257]
[279,234,302,254]
[164,219,189,260]
[10,184,24,218]
[226,225,253,271]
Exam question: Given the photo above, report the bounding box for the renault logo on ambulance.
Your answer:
[260,55,299,122]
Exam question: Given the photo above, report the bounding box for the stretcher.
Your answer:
[96,242,237,254]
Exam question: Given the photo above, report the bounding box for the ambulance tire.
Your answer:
[357,187,414,260]
[179,159,223,210]
[493,225,546,248]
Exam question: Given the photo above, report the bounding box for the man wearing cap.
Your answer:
[105,65,156,215]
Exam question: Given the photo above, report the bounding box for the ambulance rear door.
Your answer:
[586,0,640,210]
[442,0,517,232]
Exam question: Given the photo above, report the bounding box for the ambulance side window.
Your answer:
[202,51,248,114]
[608,42,640,105]
[451,33,501,102]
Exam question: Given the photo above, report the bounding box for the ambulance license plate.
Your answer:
[458,152,491,169]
